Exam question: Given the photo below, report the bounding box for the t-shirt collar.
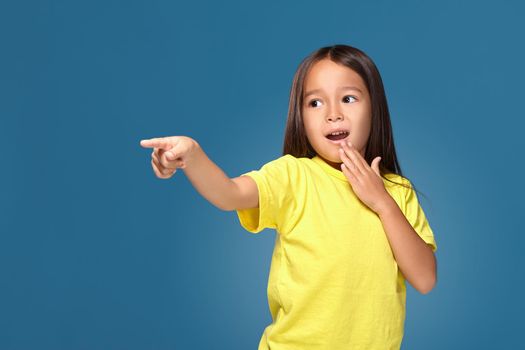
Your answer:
[311,155,348,182]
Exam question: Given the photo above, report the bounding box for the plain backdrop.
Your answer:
[1,0,524,349]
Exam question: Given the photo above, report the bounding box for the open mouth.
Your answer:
[326,131,349,141]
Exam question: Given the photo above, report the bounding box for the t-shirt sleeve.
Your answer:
[235,154,299,234]
[401,179,438,252]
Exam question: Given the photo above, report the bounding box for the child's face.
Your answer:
[302,58,372,168]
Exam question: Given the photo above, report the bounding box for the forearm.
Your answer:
[377,197,437,294]
[182,141,237,211]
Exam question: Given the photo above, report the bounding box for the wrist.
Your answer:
[183,138,202,168]
[375,195,398,217]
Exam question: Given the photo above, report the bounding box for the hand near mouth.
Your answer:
[338,140,392,214]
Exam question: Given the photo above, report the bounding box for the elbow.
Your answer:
[418,273,437,295]
[419,250,438,295]
[419,282,435,295]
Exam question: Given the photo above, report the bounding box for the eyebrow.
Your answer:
[304,86,363,98]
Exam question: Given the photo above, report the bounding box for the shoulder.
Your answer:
[382,172,410,188]
[271,153,296,162]
[260,154,301,172]
[270,153,300,164]
[242,154,302,184]
[381,173,414,202]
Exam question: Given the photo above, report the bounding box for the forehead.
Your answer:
[304,59,366,92]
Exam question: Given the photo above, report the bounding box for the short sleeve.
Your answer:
[401,179,438,252]
[235,154,299,234]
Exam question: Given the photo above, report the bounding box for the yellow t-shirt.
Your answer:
[236,154,437,350]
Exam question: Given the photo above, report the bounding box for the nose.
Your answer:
[327,110,344,122]
[327,114,343,122]
[326,101,344,122]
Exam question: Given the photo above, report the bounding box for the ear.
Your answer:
[371,157,381,177]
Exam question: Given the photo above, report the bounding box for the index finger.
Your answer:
[140,138,171,150]
[342,142,366,174]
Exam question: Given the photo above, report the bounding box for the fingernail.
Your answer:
[166,152,173,159]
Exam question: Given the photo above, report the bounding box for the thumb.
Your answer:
[371,157,381,176]
[165,151,176,160]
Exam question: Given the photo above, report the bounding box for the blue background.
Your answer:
[1,0,523,349]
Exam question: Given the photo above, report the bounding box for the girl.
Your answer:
[140,44,438,350]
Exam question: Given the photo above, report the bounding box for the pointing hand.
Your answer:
[140,136,197,179]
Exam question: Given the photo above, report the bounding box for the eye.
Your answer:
[343,95,357,103]
[307,95,357,108]
[308,99,322,108]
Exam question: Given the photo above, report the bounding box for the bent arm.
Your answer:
[377,198,437,294]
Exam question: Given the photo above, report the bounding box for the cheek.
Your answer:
[351,119,372,144]
[303,119,321,140]
[302,115,315,133]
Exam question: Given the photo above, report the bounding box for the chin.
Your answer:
[318,152,342,164]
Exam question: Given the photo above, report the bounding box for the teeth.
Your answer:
[330,131,347,136]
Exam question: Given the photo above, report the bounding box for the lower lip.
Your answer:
[326,134,350,144]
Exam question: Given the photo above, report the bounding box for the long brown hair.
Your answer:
[282,44,426,198]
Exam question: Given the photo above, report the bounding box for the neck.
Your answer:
[316,154,342,171]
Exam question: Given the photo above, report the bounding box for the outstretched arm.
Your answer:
[182,141,252,211]
[141,136,258,211]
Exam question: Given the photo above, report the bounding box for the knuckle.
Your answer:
[152,162,162,178]
[152,160,169,178]
[152,157,160,168]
